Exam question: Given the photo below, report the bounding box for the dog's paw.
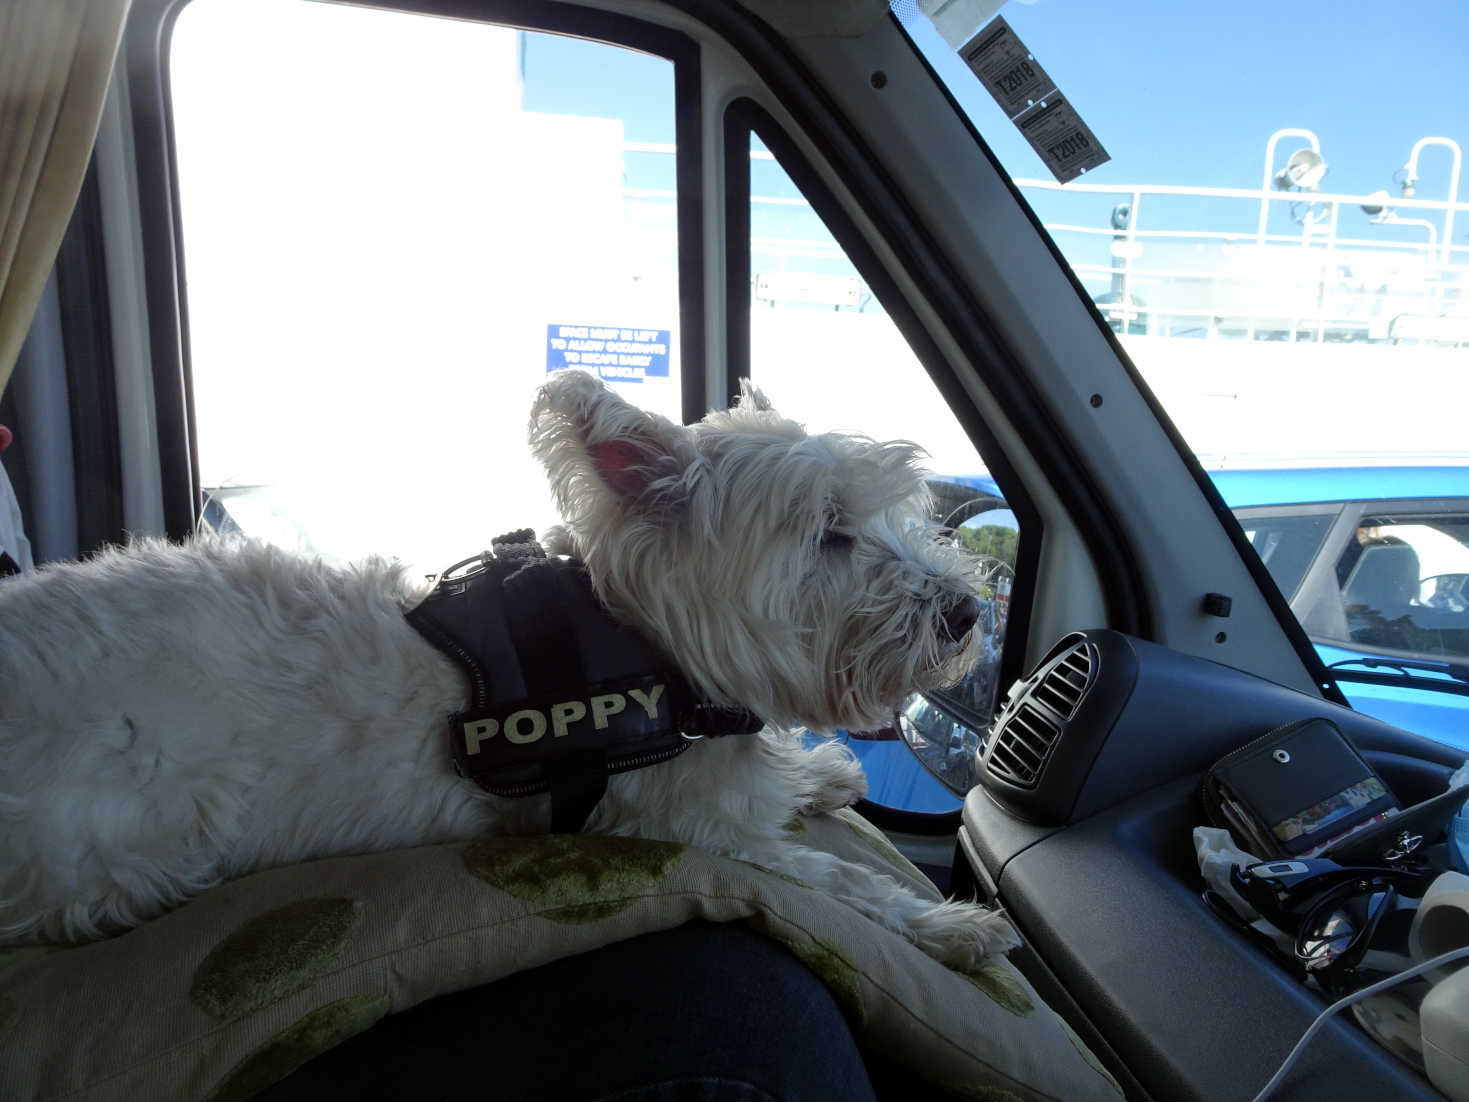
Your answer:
[797,744,868,815]
[912,900,1023,970]
[800,771,867,815]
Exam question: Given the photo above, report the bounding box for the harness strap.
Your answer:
[500,535,607,832]
[408,530,762,834]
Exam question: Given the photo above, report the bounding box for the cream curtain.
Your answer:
[0,0,132,397]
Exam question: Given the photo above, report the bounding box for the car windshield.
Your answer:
[893,0,1469,731]
[897,0,1466,461]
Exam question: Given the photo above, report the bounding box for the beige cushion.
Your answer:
[0,809,1121,1101]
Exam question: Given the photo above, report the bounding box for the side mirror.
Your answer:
[900,478,1020,796]
[896,691,991,796]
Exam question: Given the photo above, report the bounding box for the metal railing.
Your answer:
[620,135,1469,345]
[1027,179,1468,343]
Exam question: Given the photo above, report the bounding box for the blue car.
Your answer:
[842,467,1469,814]
[1214,466,1469,742]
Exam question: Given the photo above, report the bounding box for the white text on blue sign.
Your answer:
[547,324,671,383]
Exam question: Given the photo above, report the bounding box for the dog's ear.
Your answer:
[531,370,691,507]
[735,378,774,413]
[583,435,669,503]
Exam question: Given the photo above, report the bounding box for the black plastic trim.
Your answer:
[1353,496,1469,515]
[980,631,1141,824]
[999,775,1440,1102]
[723,97,1042,715]
[851,797,960,837]
[722,115,751,412]
[670,49,706,427]
[1002,939,1155,1102]
[959,649,1464,1101]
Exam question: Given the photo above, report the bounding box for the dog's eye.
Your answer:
[821,530,854,552]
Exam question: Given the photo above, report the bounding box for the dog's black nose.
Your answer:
[943,596,982,642]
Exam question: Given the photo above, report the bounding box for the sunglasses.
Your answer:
[1292,877,1399,976]
[1230,859,1433,925]
[1225,859,1432,986]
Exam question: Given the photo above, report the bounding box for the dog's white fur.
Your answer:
[0,371,1018,966]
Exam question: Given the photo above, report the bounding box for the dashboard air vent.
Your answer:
[1032,644,1092,719]
[985,701,1060,787]
[985,637,1096,790]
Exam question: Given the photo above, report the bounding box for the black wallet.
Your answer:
[1327,781,1469,865]
[1201,717,1398,859]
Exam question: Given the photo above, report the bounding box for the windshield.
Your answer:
[897,0,1465,460]
[895,0,1469,735]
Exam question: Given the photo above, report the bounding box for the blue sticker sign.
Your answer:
[546,324,670,384]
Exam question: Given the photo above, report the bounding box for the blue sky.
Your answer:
[521,35,672,145]
[521,1,1468,249]
[909,0,1468,200]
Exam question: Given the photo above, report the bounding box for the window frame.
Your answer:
[125,0,707,537]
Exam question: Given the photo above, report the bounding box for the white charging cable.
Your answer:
[1252,945,1469,1101]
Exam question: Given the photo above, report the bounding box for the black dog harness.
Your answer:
[406,530,762,833]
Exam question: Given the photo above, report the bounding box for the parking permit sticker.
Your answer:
[1015,96,1110,183]
[954,15,1111,184]
[959,16,1055,119]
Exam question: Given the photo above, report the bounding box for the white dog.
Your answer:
[0,370,1018,967]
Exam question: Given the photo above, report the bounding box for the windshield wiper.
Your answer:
[1326,656,1469,697]
[1330,656,1469,683]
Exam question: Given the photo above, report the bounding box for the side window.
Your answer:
[735,132,999,501]
[1235,512,1336,600]
[1329,513,1469,661]
[170,0,685,576]
[728,108,1024,814]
